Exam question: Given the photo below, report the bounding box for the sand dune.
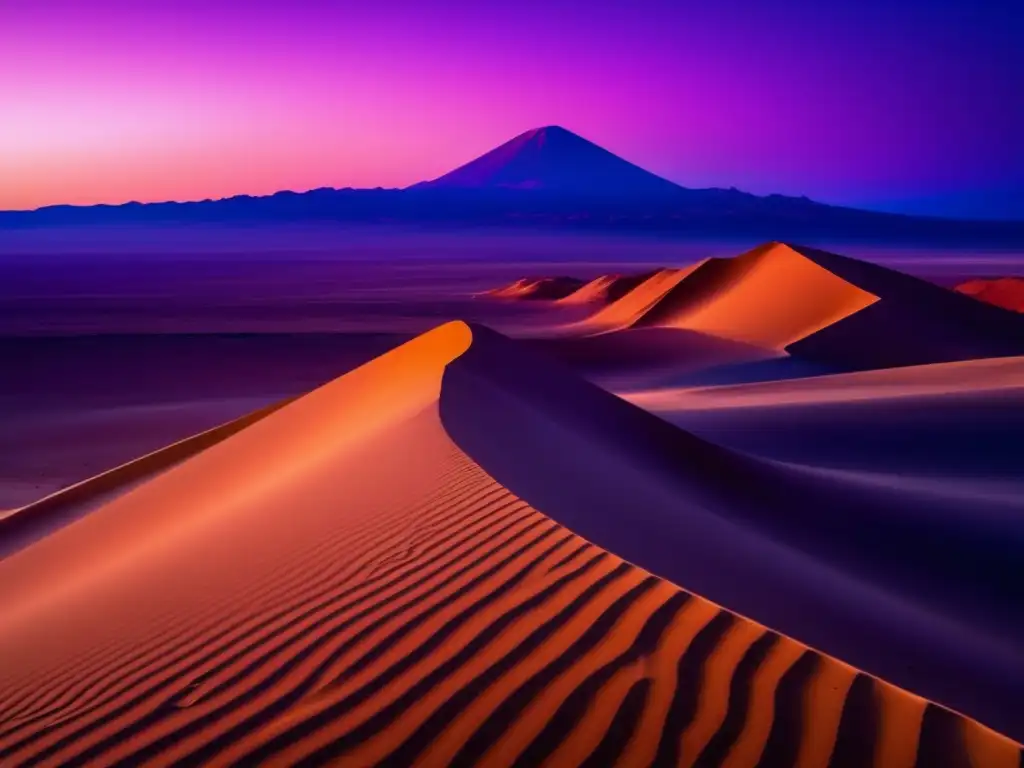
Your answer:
[484,276,585,300]
[532,327,775,390]
[0,398,292,560]
[441,324,1024,743]
[784,245,1024,368]
[956,277,1024,313]
[556,271,656,305]
[486,277,537,297]
[575,244,880,347]
[511,243,1024,369]
[0,322,1019,765]
[555,274,614,303]
[627,354,1024,410]
[484,264,783,386]
[587,241,1024,366]
[582,264,707,331]
[625,354,1024,490]
[630,243,880,349]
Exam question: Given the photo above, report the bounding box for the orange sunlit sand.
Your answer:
[556,272,657,305]
[1,307,1022,765]
[956,276,1024,313]
[484,276,585,300]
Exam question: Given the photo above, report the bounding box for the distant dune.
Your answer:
[532,327,776,391]
[486,242,1024,369]
[556,271,657,305]
[628,354,1024,411]
[625,353,1024,483]
[956,277,1024,313]
[1,321,1020,765]
[484,276,586,300]
[583,265,707,330]
[626,243,879,349]
[783,245,1024,368]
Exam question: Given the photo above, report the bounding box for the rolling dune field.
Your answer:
[0,322,1020,766]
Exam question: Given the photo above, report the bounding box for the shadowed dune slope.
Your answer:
[441,324,1024,744]
[0,322,1020,765]
[956,277,1024,313]
[628,354,1024,411]
[784,245,1024,367]
[625,356,1024,486]
[532,327,774,388]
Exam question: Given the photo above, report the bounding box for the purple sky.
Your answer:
[3,0,1022,218]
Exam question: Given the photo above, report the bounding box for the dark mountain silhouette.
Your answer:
[3,126,1023,246]
[410,125,683,198]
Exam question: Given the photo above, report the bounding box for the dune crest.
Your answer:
[556,271,657,305]
[0,321,472,625]
[634,243,881,349]
[441,323,1024,743]
[556,274,615,303]
[485,276,585,300]
[0,398,296,560]
[575,243,881,347]
[956,276,1024,313]
[0,321,1019,764]
[582,263,707,331]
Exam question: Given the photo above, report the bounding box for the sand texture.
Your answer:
[1,321,1020,766]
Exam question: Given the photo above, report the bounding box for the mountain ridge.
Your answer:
[4,126,1024,244]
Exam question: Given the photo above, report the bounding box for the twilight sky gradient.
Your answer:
[3,0,1023,218]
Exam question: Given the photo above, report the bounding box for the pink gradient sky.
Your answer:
[3,0,1022,217]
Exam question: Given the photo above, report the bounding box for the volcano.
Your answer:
[410,125,685,198]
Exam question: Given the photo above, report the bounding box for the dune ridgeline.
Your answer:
[0,315,1021,766]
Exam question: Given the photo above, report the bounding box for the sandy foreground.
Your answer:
[0,321,1020,767]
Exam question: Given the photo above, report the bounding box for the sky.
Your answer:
[2,0,1022,218]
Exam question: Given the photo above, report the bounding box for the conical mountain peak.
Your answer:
[411,126,684,197]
